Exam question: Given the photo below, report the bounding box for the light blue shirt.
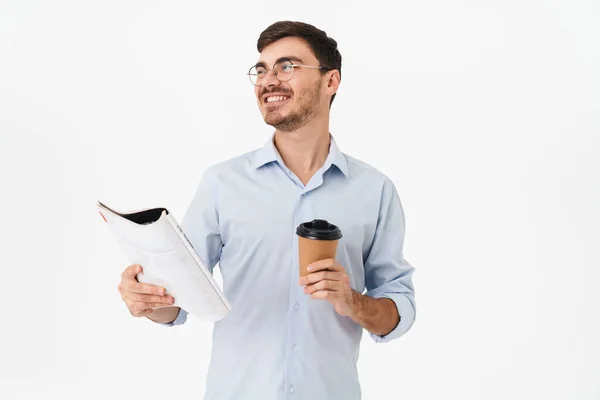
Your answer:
[164,134,416,400]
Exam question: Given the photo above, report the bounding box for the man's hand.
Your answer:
[298,258,361,317]
[117,264,175,318]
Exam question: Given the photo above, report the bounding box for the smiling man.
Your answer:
[117,21,416,400]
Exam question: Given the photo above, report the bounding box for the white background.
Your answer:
[1,1,599,399]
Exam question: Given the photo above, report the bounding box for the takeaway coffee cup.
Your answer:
[296,219,343,277]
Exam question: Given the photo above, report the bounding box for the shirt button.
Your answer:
[294,303,301,310]
[289,386,295,393]
[293,345,298,352]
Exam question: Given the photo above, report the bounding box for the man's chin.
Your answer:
[263,111,286,127]
[263,109,308,132]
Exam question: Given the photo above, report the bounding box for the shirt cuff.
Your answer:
[368,293,415,343]
[157,307,188,327]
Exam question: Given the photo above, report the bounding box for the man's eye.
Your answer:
[256,69,267,76]
[282,65,293,72]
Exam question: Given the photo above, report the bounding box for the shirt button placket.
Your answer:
[287,192,305,398]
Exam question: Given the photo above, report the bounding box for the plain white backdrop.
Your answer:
[1,1,599,399]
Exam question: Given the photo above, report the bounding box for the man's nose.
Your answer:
[262,69,281,88]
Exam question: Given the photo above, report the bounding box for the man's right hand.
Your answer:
[117,264,175,318]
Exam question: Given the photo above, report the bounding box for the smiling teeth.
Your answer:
[266,96,288,103]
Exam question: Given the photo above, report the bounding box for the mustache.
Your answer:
[259,88,293,97]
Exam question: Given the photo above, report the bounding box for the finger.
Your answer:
[299,271,339,286]
[148,302,174,309]
[124,293,174,304]
[304,280,340,295]
[306,259,342,273]
[310,289,337,300]
[127,282,166,296]
[122,264,142,280]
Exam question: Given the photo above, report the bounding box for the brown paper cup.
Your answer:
[296,219,343,277]
[298,236,339,277]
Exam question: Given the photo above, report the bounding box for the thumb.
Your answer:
[125,264,143,280]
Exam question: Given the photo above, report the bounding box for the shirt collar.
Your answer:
[252,133,349,178]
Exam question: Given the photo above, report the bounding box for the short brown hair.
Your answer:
[257,21,342,107]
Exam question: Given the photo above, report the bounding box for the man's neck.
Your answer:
[273,116,331,185]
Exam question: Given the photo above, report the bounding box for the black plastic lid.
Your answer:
[296,219,343,240]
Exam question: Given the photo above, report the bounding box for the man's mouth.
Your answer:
[263,95,291,105]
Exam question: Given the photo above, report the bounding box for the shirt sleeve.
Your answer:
[159,307,188,326]
[157,166,223,327]
[363,178,416,343]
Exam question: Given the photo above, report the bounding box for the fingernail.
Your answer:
[307,265,313,271]
[159,288,165,295]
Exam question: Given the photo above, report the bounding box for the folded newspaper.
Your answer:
[97,201,231,322]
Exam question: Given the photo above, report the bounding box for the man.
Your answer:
[117,21,416,400]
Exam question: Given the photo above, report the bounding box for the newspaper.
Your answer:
[97,201,231,322]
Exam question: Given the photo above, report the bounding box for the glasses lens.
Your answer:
[248,66,267,85]
[275,61,294,81]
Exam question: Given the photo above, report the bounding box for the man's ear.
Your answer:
[326,70,341,96]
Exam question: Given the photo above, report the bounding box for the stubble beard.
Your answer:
[263,78,322,132]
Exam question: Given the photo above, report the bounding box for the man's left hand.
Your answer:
[298,258,360,317]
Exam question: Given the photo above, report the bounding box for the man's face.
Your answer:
[254,37,326,132]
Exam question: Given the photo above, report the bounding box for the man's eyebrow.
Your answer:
[254,56,305,68]
[276,56,304,64]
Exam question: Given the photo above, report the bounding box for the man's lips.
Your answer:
[262,93,292,104]
[262,96,292,110]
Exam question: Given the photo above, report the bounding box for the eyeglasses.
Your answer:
[247,59,327,86]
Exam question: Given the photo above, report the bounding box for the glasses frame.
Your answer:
[247,60,328,86]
